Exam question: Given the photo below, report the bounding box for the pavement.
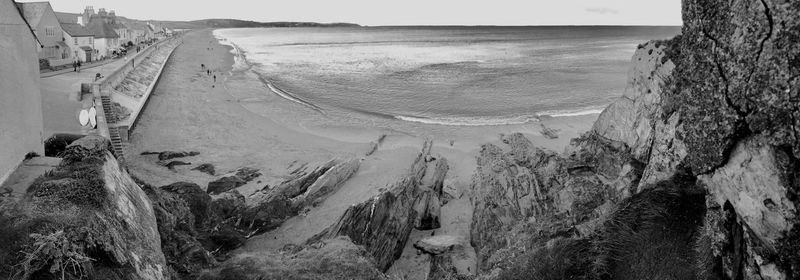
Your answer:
[39,56,132,139]
[0,157,61,199]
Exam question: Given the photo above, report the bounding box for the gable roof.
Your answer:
[61,23,93,37]
[15,1,52,28]
[55,12,80,24]
[3,0,42,47]
[87,20,119,38]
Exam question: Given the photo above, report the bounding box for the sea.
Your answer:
[212,26,679,138]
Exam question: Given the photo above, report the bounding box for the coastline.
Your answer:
[127,29,599,277]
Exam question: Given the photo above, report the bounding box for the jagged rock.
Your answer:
[0,135,168,279]
[209,225,246,252]
[414,235,464,255]
[697,137,799,277]
[638,112,686,190]
[309,140,449,272]
[142,182,216,275]
[592,40,675,163]
[141,151,200,161]
[192,163,216,175]
[414,156,448,230]
[207,167,261,195]
[238,158,360,235]
[198,236,386,280]
[540,124,559,139]
[161,182,212,229]
[471,133,640,271]
[164,160,191,170]
[207,176,245,195]
[291,158,361,208]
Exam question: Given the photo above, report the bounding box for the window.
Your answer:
[45,27,56,37]
[74,38,78,45]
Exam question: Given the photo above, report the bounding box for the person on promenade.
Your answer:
[77,61,82,72]
[73,61,77,72]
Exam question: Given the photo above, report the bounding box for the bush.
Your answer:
[497,238,595,280]
[27,160,107,209]
[14,230,92,280]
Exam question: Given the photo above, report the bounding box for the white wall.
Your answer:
[0,0,44,183]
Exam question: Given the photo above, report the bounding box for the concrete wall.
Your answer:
[0,0,45,184]
[92,37,174,96]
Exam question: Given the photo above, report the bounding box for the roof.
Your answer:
[54,12,79,24]
[15,1,52,27]
[86,20,119,38]
[61,23,93,37]
[79,46,92,51]
[110,21,127,30]
[4,0,42,47]
[55,41,69,48]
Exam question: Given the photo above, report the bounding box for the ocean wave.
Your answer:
[394,114,541,126]
[537,107,606,117]
[256,75,325,113]
[394,107,605,126]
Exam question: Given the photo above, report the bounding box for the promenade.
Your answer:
[40,56,132,139]
[39,39,177,141]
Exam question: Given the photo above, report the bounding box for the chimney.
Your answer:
[83,6,94,24]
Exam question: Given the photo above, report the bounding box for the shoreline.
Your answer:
[127,29,599,277]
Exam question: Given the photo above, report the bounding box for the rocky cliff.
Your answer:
[466,0,800,279]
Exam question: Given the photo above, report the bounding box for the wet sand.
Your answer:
[128,29,598,277]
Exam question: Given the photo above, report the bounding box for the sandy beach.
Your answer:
[128,29,598,277]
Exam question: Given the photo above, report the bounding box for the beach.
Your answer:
[127,29,598,277]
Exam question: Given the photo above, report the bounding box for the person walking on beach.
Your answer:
[201,63,205,70]
[213,75,216,83]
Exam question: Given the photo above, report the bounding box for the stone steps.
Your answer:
[101,96,125,163]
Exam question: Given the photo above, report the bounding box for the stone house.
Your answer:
[86,19,119,59]
[61,23,95,62]
[15,1,72,67]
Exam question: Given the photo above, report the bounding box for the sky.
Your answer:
[38,0,682,26]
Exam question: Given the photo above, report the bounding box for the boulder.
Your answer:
[414,235,464,255]
[192,163,216,175]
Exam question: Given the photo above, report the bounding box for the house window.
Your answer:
[74,38,78,45]
[45,27,56,37]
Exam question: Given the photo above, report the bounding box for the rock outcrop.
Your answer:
[206,167,260,195]
[240,158,360,235]
[310,140,449,272]
[0,136,168,279]
[470,132,641,270]
[468,0,800,279]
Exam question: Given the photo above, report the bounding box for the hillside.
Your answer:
[117,17,359,29]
